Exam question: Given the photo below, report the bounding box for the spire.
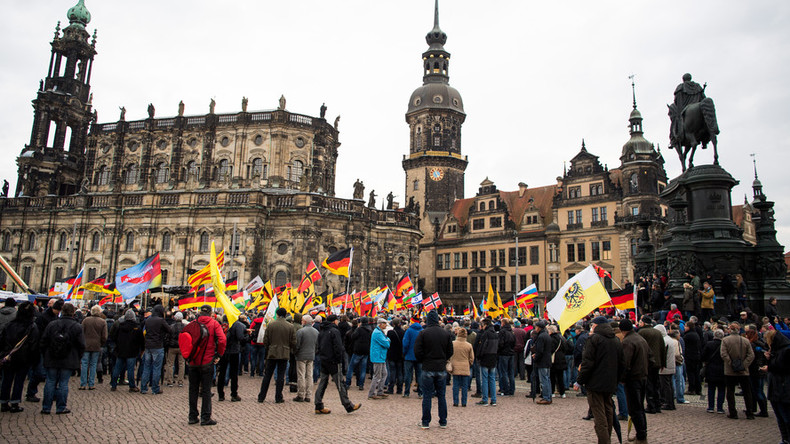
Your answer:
[629,74,637,110]
[581,139,587,152]
[426,0,447,48]
[421,0,450,84]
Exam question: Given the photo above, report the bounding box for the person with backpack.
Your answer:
[249,312,266,377]
[178,305,226,426]
[164,311,185,387]
[109,309,144,392]
[314,314,361,414]
[0,302,39,413]
[39,303,85,415]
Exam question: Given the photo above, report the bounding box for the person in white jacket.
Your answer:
[656,324,678,410]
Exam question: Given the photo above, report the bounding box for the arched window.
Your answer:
[218,159,231,179]
[251,158,263,178]
[155,162,169,183]
[629,173,639,193]
[413,180,419,191]
[26,233,35,251]
[90,232,100,251]
[162,231,171,252]
[97,166,110,186]
[199,232,209,253]
[1,232,10,251]
[187,161,200,179]
[274,270,288,288]
[291,160,304,182]
[479,202,485,212]
[125,232,134,251]
[57,232,68,251]
[125,164,138,185]
[488,201,495,210]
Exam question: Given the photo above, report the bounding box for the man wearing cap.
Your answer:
[368,318,391,400]
[258,307,296,404]
[414,310,453,429]
[314,315,361,414]
[293,315,319,402]
[617,319,650,444]
[638,315,666,414]
[576,316,625,444]
[531,320,553,405]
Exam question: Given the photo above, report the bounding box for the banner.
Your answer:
[115,254,161,301]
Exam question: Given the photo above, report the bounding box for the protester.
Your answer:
[573,322,589,397]
[474,317,499,406]
[497,318,516,396]
[513,319,527,381]
[576,316,625,444]
[385,317,405,394]
[140,305,172,395]
[179,305,226,426]
[617,319,649,444]
[314,314,361,415]
[763,330,790,443]
[250,312,266,377]
[414,310,453,429]
[368,318,391,400]
[531,320,552,405]
[402,315,423,398]
[0,302,39,413]
[721,322,755,419]
[25,298,63,402]
[79,305,107,390]
[702,329,727,413]
[449,326,474,407]
[548,324,570,399]
[40,303,85,414]
[699,282,716,322]
[655,325,677,410]
[294,314,318,403]
[744,326,768,417]
[346,316,372,392]
[164,311,185,387]
[258,307,296,403]
[0,298,17,333]
[217,314,246,402]
[638,315,665,414]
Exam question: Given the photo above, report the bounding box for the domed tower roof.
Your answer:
[621,79,655,161]
[66,0,91,30]
[406,0,464,116]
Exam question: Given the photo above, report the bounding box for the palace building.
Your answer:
[0,1,421,295]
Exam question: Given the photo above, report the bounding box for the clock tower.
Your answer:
[403,0,467,242]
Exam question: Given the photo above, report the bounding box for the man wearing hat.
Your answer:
[577,316,625,444]
[368,318,391,399]
[414,310,453,429]
[617,319,650,444]
[314,315,361,414]
[531,320,553,405]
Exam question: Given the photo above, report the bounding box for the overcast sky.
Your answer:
[1,0,789,248]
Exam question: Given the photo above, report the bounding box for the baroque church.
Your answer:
[0,1,421,296]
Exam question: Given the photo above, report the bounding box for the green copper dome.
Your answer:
[66,0,91,29]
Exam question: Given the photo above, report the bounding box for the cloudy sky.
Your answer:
[1,0,789,247]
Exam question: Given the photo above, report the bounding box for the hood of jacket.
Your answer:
[593,321,615,338]
[426,310,440,326]
[408,322,423,332]
[655,324,667,337]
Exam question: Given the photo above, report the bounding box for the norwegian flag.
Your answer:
[423,292,442,310]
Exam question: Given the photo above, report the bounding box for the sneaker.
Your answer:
[358,386,364,391]
[419,423,429,430]
[439,423,447,429]
[26,396,41,403]
[717,410,725,414]
[680,400,691,404]
[304,397,310,403]
[561,394,567,399]
[346,403,361,413]
[315,408,331,414]
[200,419,217,426]
[402,393,410,398]
[706,408,714,413]
[178,382,184,388]
[489,402,497,406]
[188,418,199,425]
[475,400,487,405]
[293,396,305,402]
[231,396,242,402]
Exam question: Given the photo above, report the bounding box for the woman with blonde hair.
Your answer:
[448,327,474,407]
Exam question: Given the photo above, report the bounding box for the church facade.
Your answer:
[0,2,421,296]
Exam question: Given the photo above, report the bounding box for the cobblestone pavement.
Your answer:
[0,375,780,443]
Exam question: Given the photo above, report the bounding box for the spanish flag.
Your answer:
[546,265,612,333]
[322,248,353,278]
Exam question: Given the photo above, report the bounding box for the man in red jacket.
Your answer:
[179,305,226,426]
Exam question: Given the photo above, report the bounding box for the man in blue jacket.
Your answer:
[402,316,423,398]
[368,318,391,399]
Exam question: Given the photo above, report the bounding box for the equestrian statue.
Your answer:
[667,73,720,171]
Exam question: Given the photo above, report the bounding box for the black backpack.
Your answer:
[49,326,71,360]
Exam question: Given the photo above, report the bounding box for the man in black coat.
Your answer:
[217,315,246,402]
[576,317,625,444]
[497,319,516,396]
[683,321,703,396]
[618,319,650,444]
[314,315,360,414]
[25,298,63,402]
[414,310,453,429]
[39,303,85,414]
[385,317,405,394]
[345,317,371,390]
[474,317,499,405]
[141,305,172,395]
[637,315,666,414]
[532,321,553,404]
[109,309,144,392]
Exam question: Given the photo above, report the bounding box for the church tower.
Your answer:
[16,0,97,197]
[403,0,467,242]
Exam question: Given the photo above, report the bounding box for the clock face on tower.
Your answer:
[429,167,445,181]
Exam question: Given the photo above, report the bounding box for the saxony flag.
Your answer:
[546,265,611,333]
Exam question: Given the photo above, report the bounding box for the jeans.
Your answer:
[251,345,265,376]
[497,355,514,395]
[140,348,165,393]
[25,356,46,398]
[188,364,214,422]
[471,360,481,393]
[645,366,661,412]
[707,381,725,411]
[673,363,686,402]
[615,382,628,416]
[111,357,138,389]
[452,374,469,405]
[345,354,368,389]
[80,351,100,387]
[239,343,250,373]
[217,353,239,399]
[42,368,71,413]
[480,366,497,404]
[420,370,448,427]
[259,359,287,402]
[0,365,30,404]
[624,379,647,441]
[369,362,388,397]
[659,374,675,408]
[386,360,403,393]
[314,363,353,411]
[537,367,552,402]
[564,355,575,389]
[403,360,422,396]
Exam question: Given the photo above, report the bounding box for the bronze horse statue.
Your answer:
[668,97,720,172]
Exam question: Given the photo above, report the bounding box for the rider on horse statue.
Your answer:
[668,73,720,171]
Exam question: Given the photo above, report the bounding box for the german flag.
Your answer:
[176,293,205,310]
[225,278,238,293]
[600,288,636,310]
[321,248,353,278]
[395,273,415,299]
[297,260,322,293]
[187,250,225,289]
[82,274,107,293]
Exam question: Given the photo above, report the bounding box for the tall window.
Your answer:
[471,252,478,268]
[630,238,638,256]
[437,254,444,270]
[187,161,200,179]
[470,276,478,293]
[602,241,611,260]
[575,209,583,225]
[230,232,240,255]
[274,271,288,288]
[479,251,486,268]
[413,180,419,191]
[91,232,100,251]
[550,273,560,291]
[162,232,171,252]
[490,250,497,267]
[567,243,575,262]
[1,232,9,251]
[461,252,468,268]
[291,160,304,182]
[454,253,460,269]
[125,232,134,251]
[54,266,64,282]
[251,158,264,178]
[472,219,484,230]
[529,246,539,265]
[87,267,96,282]
[218,159,231,179]
[591,207,599,222]
[125,164,138,185]
[548,244,559,263]
[199,232,210,253]
[498,250,506,267]
[577,243,586,262]
[567,210,574,224]
[600,206,608,221]
[156,162,169,183]
[531,274,539,290]
[22,266,31,285]
[97,166,110,186]
[26,233,35,251]
[489,217,502,228]
[161,269,169,285]
[591,241,601,261]
[57,232,68,251]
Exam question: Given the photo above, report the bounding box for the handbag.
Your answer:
[731,339,746,373]
[0,326,33,369]
[446,360,453,374]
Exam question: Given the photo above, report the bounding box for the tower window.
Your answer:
[251,158,263,178]
[434,136,440,147]
[26,233,35,251]
[96,166,110,186]
[413,180,419,191]
[57,232,68,251]
[199,232,209,253]
[291,160,304,182]
[91,232,100,251]
[155,162,169,183]
[162,231,171,252]
[125,164,138,185]
[125,232,135,251]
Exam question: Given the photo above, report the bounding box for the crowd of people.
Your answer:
[0,278,788,443]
